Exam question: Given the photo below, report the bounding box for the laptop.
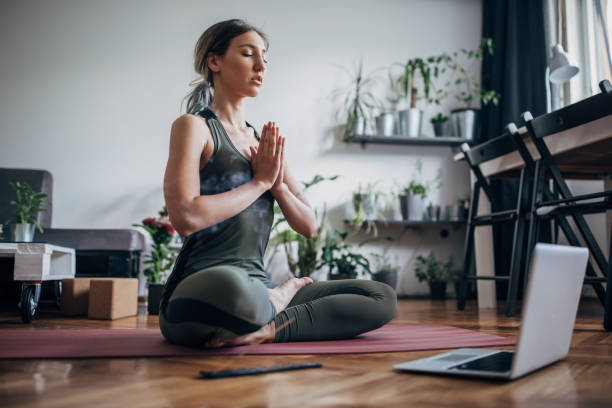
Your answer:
[393,243,589,380]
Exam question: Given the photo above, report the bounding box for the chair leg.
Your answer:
[553,211,607,305]
[523,160,543,297]
[458,224,474,311]
[506,170,528,317]
[604,225,612,331]
[458,183,480,311]
[506,214,527,317]
[548,162,610,276]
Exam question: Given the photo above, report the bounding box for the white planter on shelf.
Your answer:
[13,224,36,242]
[375,113,396,136]
[399,194,426,221]
[398,108,423,137]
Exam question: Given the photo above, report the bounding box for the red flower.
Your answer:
[161,222,175,236]
[142,217,156,227]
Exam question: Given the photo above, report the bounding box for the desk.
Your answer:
[455,113,612,308]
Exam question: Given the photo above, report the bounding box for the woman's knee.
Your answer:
[170,265,274,326]
[170,266,247,302]
[370,280,398,324]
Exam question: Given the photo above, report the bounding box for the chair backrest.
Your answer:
[462,123,530,166]
[462,123,533,170]
[522,79,612,139]
[461,123,533,202]
[0,168,53,240]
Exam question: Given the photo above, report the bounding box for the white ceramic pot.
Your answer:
[13,224,36,242]
[399,194,425,221]
[398,108,423,137]
[375,113,396,136]
[450,108,480,141]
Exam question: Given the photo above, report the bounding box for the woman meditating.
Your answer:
[160,18,397,348]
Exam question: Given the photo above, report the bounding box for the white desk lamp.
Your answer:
[547,44,580,112]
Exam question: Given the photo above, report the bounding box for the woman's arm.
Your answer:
[251,131,317,239]
[272,164,317,239]
[164,116,280,237]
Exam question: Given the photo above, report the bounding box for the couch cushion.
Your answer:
[34,228,145,251]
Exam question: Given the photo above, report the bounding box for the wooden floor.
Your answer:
[1,298,611,408]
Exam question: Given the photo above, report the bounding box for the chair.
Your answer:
[457,123,535,317]
[521,79,612,330]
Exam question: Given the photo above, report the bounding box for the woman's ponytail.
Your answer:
[184,77,213,115]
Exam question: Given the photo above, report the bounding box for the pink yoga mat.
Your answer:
[0,324,515,359]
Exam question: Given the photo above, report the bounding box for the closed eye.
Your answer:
[243,53,268,64]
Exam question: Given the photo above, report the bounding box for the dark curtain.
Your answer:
[480,0,548,299]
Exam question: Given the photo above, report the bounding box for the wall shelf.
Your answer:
[346,134,470,148]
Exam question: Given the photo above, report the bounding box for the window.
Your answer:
[563,0,611,103]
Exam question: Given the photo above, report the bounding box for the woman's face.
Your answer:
[209,30,267,98]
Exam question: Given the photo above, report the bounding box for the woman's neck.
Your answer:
[208,96,248,132]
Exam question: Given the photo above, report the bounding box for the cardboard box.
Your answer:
[88,278,138,320]
[60,278,93,316]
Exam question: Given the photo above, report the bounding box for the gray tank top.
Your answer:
[160,107,275,310]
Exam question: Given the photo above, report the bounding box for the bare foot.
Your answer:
[267,277,313,314]
[206,321,276,348]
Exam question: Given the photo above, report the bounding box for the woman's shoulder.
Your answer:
[171,113,212,144]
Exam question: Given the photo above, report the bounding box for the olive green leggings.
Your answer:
[159,265,397,347]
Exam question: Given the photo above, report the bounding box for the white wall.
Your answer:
[0,0,482,295]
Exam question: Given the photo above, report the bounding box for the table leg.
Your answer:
[472,172,497,309]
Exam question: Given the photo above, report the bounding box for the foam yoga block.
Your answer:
[60,278,94,316]
[88,278,138,320]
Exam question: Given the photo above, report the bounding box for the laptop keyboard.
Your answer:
[448,351,514,372]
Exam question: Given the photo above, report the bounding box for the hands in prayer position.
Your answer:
[250,122,285,193]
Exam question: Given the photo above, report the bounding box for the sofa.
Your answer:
[0,167,145,283]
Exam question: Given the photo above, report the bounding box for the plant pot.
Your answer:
[450,200,469,221]
[426,204,441,221]
[398,108,423,137]
[373,270,398,290]
[329,272,352,280]
[353,116,367,136]
[432,120,450,137]
[429,281,447,300]
[375,113,396,136]
[13,224,36,242]
[353,193,379,220]
[399,194,425,221]
[450,108,480,141]
[147,283,164,315]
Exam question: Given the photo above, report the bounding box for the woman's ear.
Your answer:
[207,53,221,73]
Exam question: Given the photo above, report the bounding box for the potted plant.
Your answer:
[316,230,373,280]
[333,59,378,141]
[374,101,397,137]
[349,181,384,236]
[266,174,339,279]
[397,161,442,221]
[4,181,47,242]
[132,206,177,315]
[414,251,447,299]
[270,206,326,280]
[388,58,429,137]
[369,251,400,290]
[443,256,462,296]
[431,113,450,137]
[431,38,500,141]
[398,180,427,221]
